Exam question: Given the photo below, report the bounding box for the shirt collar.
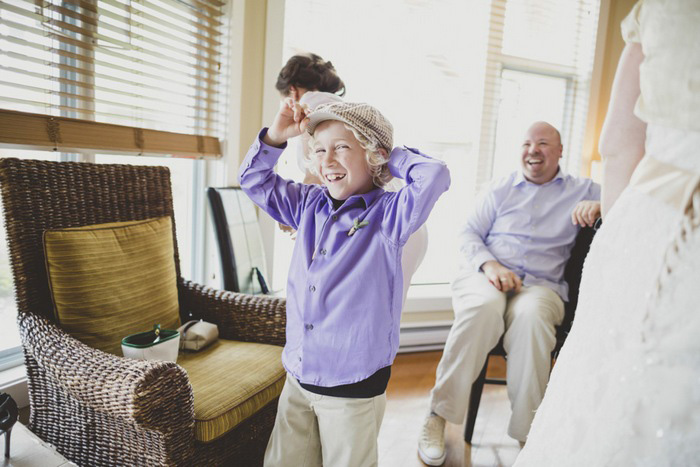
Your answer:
[322,185,384,210]
[513,167,565,187]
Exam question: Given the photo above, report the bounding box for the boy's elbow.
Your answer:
[237,162,251,190]
[434,163,451,193]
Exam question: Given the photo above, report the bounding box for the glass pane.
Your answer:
[94,155,200,279]
[502,0,580,66]
[491,69,568,180]
[0,149,60,353]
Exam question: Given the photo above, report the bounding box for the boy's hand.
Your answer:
[264,98,310,147]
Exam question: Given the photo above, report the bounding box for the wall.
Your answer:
[582,0,639,177]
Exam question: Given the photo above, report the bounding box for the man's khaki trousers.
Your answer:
[264,373,386,467]
[430,271,564,442]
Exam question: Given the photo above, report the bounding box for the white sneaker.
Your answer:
[418,414,446,466]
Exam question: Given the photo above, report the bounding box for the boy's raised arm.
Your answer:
[238,100,314,229]
[381,147,451,245]
[238,128,311,230]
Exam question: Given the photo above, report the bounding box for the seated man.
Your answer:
[418,121,601,466]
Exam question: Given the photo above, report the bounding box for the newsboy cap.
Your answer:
[306,102,394,151]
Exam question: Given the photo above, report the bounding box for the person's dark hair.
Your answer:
[276,53,346,97]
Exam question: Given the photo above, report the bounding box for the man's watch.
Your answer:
[593,217,603,231]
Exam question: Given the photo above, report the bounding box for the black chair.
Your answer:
[464,226,596,443]
[207,187,270,294]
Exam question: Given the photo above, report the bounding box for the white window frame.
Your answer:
[477,0,598,189]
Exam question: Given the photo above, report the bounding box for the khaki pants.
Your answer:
[430,271,564,442]
[264,373,386,467]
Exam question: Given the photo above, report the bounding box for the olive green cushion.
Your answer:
[43,216,181,356]
[178,339,285,442]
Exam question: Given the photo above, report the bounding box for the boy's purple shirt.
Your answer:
[239,128,450,386]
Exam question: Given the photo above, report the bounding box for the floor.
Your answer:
[1,423,76,467]
[378,351,521,467]
[4,350,517,467]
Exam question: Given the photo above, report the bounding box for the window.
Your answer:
[0,0,229,361]
[1,0,228,137]
[275,0,601,292]
[490,69,569,179]
[480,0,601,185]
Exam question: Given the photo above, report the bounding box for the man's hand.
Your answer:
[571,200,601,227]
[481,261,522,293]
[264,98,310,147]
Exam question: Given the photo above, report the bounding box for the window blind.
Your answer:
[477,0,601,186]
[0,0,227,158]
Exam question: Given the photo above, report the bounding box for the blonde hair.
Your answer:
[306,122,392,188]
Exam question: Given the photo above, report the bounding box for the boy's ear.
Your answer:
[378,148,389,161]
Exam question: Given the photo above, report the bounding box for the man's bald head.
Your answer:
[521,122,563,184]
[526,121,561,145]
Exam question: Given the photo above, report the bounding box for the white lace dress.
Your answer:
[515,1,700,465]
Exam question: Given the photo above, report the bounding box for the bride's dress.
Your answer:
[516,126,700,466]
[515,1,700,465]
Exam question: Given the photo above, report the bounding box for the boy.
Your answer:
[239,99,450,466]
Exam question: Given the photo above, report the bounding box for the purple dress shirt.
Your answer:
[460,169,601,300]
[239,129,450,386]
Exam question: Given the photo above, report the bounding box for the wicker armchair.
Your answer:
[0,158,286,466]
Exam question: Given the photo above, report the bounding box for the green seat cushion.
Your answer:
[43,217,181,355]
[178,339,285,442]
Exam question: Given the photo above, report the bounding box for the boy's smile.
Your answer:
[312,120,375,201]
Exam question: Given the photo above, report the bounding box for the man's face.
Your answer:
[520,122,563,185]
[312,120,375,200]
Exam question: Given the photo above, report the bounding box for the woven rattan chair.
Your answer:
[0,157,286,466]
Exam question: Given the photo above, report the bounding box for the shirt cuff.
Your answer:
[387,146,436,179]
[240,128,287,171]
[470,251,497,272]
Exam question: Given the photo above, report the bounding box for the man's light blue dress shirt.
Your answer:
[460,169,601,300]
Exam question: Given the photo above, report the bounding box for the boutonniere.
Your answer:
[347,218,369,237]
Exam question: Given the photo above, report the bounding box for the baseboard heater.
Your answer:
[398,324,452,353]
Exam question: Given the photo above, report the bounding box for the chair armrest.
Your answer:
[178,279,286,346]
[19,311,194,433]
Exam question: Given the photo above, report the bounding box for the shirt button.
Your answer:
[332,215,338,221]
[298,357,302,362]
[263,149,269,154]
[309,285,316,292]
[320,249,327,255]
[305,323,314,330]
